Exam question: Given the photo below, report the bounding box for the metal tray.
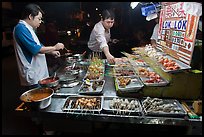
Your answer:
[103,96,143,116]
[62,95,103,112]
[83,72,105,81]
[136,67,169,86]
[159,55,191,73]
[139,76,169,86]
[58,73,76,82]
[113,67,137,77]
[78,80,105,95]
[141,97,187,118]
[115,76,144,92]
[129,59,149,67]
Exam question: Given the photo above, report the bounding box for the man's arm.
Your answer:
[102,46,115,64]
[151,39,157,48]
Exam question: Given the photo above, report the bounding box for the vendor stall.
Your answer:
[15,2,202,135]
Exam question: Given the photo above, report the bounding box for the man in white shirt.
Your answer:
[88,9,117,64]
[150,13,160,48]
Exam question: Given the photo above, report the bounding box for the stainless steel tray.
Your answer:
[159,55,191,73]
[83,72,105,81]
[129,59,149,67]
[78,80,105,95]
[136,67,169,86]
[62,95,103,112]
[141,97,187,118]
[115,76,144,92]
[103,96,143,116]
[113,67,137,77]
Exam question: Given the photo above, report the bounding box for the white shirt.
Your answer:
[13,20,49,86]
[88,21,111,52]
[150,23,159,42]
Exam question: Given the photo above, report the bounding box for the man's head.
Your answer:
[101,9,115,30]
[21,3,44,29]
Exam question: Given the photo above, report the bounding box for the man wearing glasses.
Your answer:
[13,3,64,92]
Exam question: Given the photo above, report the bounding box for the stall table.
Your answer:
[15,61,202,135]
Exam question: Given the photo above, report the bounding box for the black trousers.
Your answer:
[86,47,106,59]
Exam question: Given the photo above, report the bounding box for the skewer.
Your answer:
[64,46,70,53]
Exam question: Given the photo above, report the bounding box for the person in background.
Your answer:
[13,3,64,92]
[87,9,118,64]
[150,12,160,48]
[44,19,64,75]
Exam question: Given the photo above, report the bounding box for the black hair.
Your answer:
[101,9,115,21]
[21,3,44,20]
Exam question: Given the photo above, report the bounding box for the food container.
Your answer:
[73,54,84,61]
[62,95,103,113]
[78,80,105,95]
[58,73,76,82]
[66,56,76,64]
[103,96,143,116]
[20,87,54,110]
[115,76,144,92]
[38,76,59,87]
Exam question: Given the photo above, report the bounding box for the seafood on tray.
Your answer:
[142,97,186,116]
[103,97,143,115]
[137,67,163,83]
[109,98,140,111]
[158,57,180,71]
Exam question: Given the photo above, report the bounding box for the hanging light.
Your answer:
[130,2,140,9]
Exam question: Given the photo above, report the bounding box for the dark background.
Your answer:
[1,2,154,135]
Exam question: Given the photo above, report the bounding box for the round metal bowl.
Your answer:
[20,87,54,110]
[65,56,76,64]
[73,54,84,61]
[38,76,59,87]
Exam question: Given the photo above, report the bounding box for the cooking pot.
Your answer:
[38,76,59,87]
[20,87,54,110]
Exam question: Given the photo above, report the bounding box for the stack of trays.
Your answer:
[83,58,105,81]
[113,59,144,92]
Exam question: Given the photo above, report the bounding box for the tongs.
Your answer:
[64,46,71,53]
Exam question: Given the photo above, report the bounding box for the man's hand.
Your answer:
[54,43,64,50]
[106,54,115,64]
[51,51,61,58]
